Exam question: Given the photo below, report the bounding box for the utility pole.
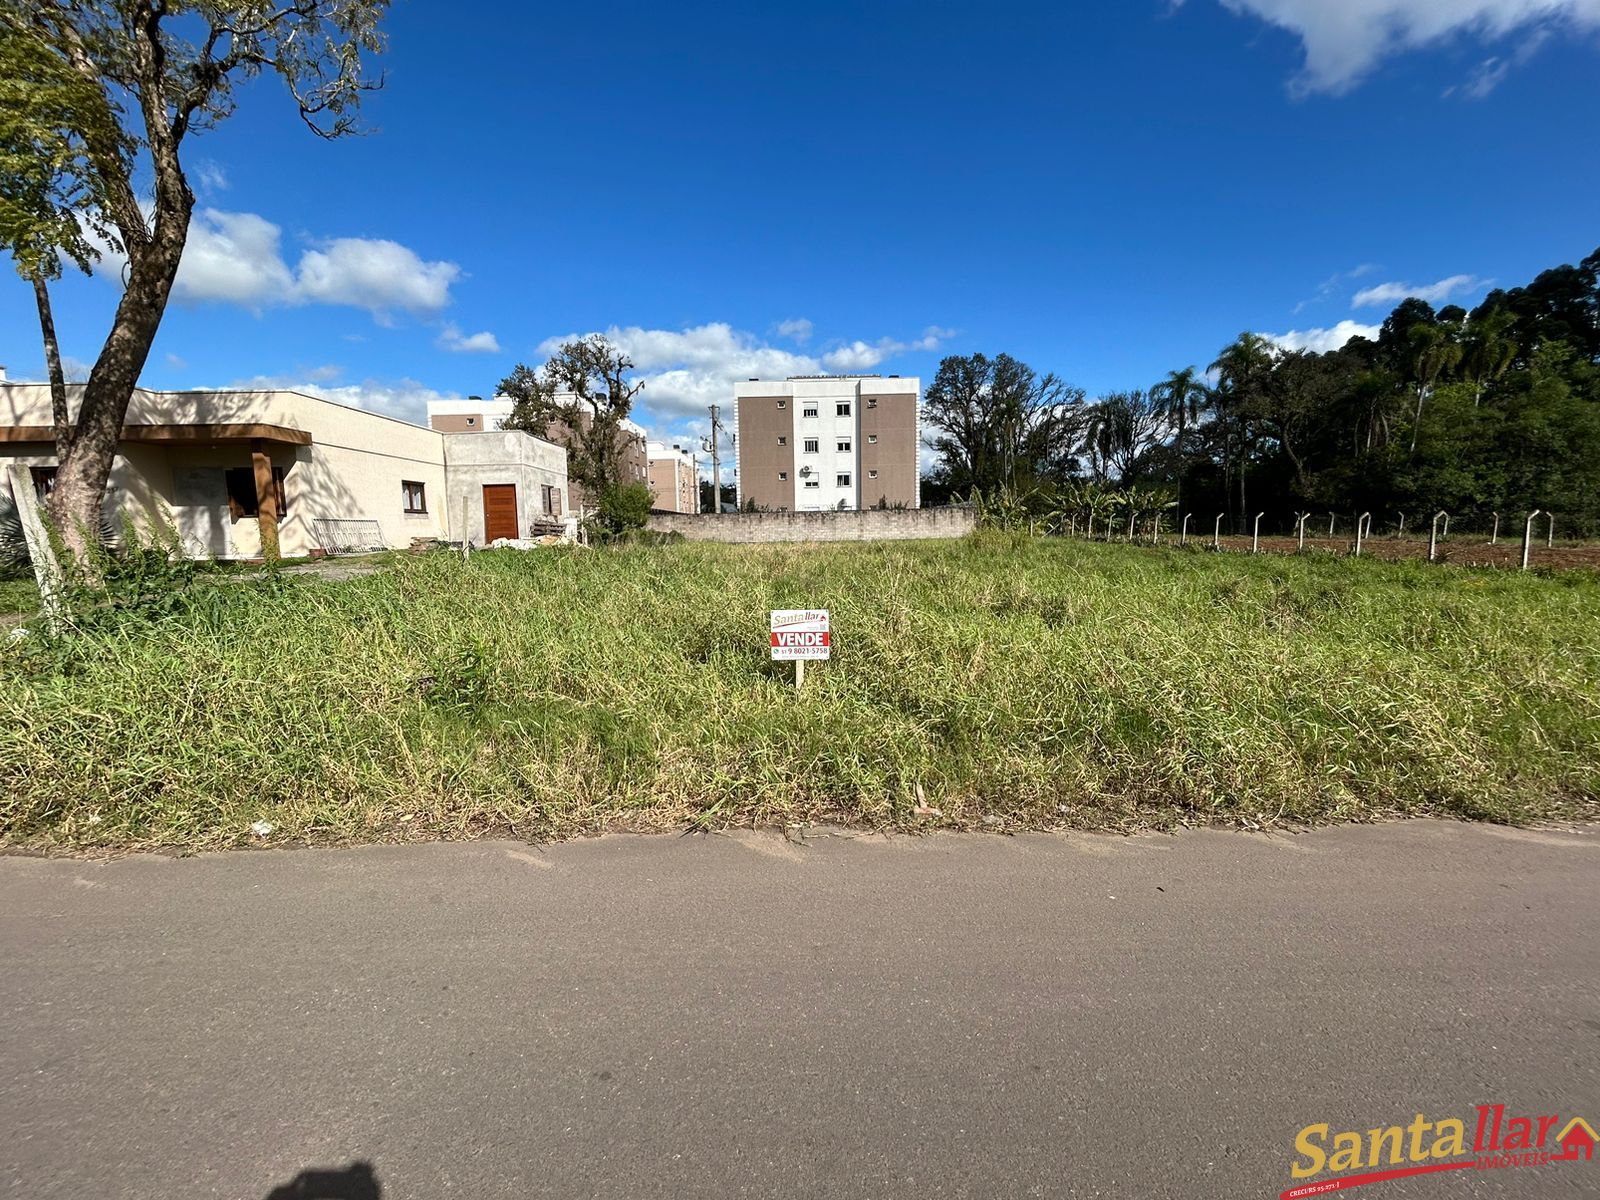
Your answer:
[703,405,723,514]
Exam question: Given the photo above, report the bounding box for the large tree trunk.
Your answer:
[46,220,189,566]
[31,273,73,461]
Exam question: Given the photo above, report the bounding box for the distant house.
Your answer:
[1,380,567,558]
[426,394,647,512]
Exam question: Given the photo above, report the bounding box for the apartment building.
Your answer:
[426,395,646,512]
[734,375,920,512]
[646,441,698,513]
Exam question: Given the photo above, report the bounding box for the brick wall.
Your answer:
[644,506,976,543]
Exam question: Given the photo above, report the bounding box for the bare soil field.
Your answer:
[1191,534,1600,570]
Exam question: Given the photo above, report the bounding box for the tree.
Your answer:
[1149,366,1207,509]
[1208,332,1277,523]
[922,352,1084,497]
[0,16,122,458]
[499,335,645,502]
[8,0,388,561]
[1406,322,1463,453]
[1082,390,1164,484]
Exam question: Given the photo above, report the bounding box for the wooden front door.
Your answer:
[482,484,519,542]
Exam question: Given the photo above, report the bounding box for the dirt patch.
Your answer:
[1183,535,1600,571]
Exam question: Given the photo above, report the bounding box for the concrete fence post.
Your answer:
[1354,512,1370,557]
[1327,513,1336,539]
[1547,513,1555,549]
[1181,513,1192,546]
[1442,513,1451,540]
[1296,511,1309,551]
[1251,512,1264,555]
[1127,510,1136,542]
[1086,513,1095,540]
[1068,515,1076,539]
[1214,513,1224,551]
[1428,511,1448,563]
[1489,512,1500,545]
[4,466,64,632]
[1396,512,1405,540]
[1521,510,1542,571]
[1151,514,1161,544]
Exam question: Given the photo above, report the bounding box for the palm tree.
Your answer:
[1407,324,1463,453]
[1208,333,1276,528]
[1150,366,1207,513]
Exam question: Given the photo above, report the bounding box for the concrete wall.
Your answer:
[644,506,976,543]
[442,430,569,545]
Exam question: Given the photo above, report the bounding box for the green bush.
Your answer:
[596,481,654,535]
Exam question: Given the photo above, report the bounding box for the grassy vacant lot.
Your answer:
[3,536,1597,851]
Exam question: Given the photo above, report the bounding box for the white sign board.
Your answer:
[770,609,831,661]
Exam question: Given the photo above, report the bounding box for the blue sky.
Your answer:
[5,0,1600,449]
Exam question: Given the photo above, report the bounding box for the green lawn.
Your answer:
[0,576,39,619]
[3,535,1597,851]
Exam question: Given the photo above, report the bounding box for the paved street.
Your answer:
[2,822,1597,1199]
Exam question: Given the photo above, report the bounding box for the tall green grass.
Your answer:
[3,535,1597,850]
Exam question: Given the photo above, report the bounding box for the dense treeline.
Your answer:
[923,246,1600,535]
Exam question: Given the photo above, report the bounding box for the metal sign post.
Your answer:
[770,609,830,689]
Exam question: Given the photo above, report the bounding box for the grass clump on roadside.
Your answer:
[2,535,1597,851]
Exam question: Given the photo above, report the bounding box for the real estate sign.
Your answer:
[770,609,831,661]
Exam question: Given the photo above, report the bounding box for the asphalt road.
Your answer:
[2,823,1597,1200]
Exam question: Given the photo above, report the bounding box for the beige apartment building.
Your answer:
[427,395,647,511]
[646,441,698,513]
[734,375,920,512]
[1,380,568,557]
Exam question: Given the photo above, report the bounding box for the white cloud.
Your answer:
[774,318,813,343]
[1264,320,1382,353]
[224,373,465,425]
[173,210,296,308]
[295,237,460,316]
[1293,263,1380,313]
[531,321,948,435]
[1351,273,1489,308]
[194,160,229,193]
[1198,0,1600,94]
[89,207,462,319]
[437,325,502,354]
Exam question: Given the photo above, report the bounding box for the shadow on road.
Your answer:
[263,1161,381,1199]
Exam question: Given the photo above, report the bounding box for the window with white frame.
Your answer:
[836,402,851,417]
[803,405,818,418]
[803,479,820,489]
[867,434,878,444]
[868,469,879,478]
[803,438,819,453]
[836,438,851,453]
[777,435,787,445]
[836,473,851,487]
[778,471,788,480]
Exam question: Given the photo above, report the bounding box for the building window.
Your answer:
[466,416,477,426]
[869,469,879,479]
[836,473,852,487]
[867,434,878,444]
[542,484,563,515]
[778,471,788,481]
[777,435,787,446]
[224,466,288,521]
[836,402,851,417]
[803,438,819,453]
[867,398,878,409]
[30,466,57,501]
[803,405,818,418]
[803,479,820,489]
[402,480,427,514]
[836,438,852,453]
[777,399,787,409]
